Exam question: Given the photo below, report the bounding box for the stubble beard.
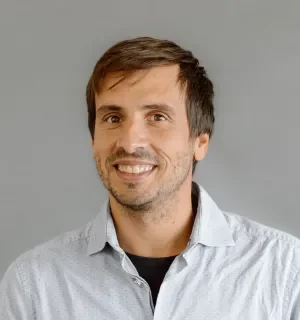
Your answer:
[93,152,194,215]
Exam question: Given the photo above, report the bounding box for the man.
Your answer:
[0,37,299,319]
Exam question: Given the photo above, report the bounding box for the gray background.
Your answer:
[0,0,299,278]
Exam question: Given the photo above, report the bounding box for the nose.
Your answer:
[115,119,148,154]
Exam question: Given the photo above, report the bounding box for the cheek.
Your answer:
[157,139,190,167]
[93,132,113,154]
[96,131,119,154]
[93,145,107,169]
[162,132,188,152]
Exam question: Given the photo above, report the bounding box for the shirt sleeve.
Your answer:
[0,260,34,320]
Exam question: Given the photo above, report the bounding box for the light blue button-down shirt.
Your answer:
[1,181,300,319]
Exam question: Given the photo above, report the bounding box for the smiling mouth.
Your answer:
[114,165,157,180]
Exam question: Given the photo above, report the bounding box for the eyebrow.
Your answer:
[96,103,176,117]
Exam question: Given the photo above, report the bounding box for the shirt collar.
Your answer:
[189,181,235,247]
[87,181,235,256]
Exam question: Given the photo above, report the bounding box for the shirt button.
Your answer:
[133,278,142,286]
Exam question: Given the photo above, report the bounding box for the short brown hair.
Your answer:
[86,37,215,175]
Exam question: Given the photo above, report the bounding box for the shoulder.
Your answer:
[222,211,300,317]
[223,211,300,267]
[3,220,94,282]
[0,220,94,314]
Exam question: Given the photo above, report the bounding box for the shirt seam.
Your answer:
[233,224,300,250]
[39,222,93,249]
[66,222,93,245]
[64,234,90,245]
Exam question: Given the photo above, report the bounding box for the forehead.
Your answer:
[96,65,185,107]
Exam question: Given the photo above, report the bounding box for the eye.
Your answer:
[105,115,121,123]
[149,114,167,121]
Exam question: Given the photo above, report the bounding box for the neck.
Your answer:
[109,180,195,258]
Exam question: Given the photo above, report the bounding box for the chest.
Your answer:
[34,249,283,320]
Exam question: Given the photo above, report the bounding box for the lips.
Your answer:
[112,157,157,165]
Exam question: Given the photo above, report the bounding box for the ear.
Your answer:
[194,133,210,161]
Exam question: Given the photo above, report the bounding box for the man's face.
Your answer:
[92,65,204,211]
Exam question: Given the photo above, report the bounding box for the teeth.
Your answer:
[118,165,153,174]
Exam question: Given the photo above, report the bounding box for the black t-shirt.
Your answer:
[125,184,199,307]
[126,252,177,307]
